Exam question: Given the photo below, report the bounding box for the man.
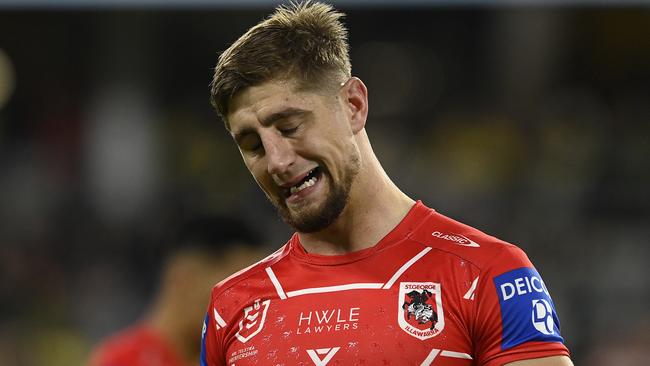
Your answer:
[202,1,573,365]
[88,215,261,366]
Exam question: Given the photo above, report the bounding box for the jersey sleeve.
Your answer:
[472,244,570,366]
[200,295,226,366]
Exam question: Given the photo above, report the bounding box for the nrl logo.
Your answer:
[235,299,271,343]
[398,282,445,340]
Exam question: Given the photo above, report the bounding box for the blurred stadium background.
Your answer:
[0,1,649,365]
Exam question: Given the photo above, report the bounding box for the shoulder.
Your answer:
[209,241,291,300]
[205,242,292,336]
[407,206,530,271]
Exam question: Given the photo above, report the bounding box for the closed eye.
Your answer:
[279,125,299,135]
[237,133,263,153]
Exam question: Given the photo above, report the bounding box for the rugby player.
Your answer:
[201,2,573,365]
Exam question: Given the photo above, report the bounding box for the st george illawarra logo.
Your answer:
[235,299,271,343]
[398,282,445,340]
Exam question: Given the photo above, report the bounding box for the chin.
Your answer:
[281,190,348,233]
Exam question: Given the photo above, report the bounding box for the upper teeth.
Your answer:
[290,175,318,194]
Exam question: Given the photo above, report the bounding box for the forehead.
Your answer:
[227,79,325,132]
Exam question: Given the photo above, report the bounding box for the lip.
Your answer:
[278,168,316,189]
[286,175,323,205]
[285,172,323,204]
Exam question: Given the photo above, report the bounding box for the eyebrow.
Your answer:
[260,107,309,126]
[232,107,309,142]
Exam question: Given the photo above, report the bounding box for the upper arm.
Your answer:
[504,355,574,366]
[472,245,570,365]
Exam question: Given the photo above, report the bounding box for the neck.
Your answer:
[298,132,415,254]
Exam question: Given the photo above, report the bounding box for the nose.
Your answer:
[263,133,295,175]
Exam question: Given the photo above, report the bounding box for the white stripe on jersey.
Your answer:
[213,308,227,329]
[265,267,288,299]
[383,247,432,289]
[287,283,384,298]
[264,247,433,299]
[463,276,479,300]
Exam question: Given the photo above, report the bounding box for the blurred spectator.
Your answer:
[86,214,263,366]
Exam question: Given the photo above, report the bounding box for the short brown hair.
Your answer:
[210,0,352,127]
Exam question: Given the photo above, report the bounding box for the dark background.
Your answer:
[0,1,649,365]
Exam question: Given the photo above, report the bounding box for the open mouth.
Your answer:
[284,167,322,198]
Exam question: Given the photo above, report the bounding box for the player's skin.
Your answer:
[227,76,574,366]
[229,77,413,255]
[505,355,573,366]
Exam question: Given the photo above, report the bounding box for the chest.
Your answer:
[222,277,476,365]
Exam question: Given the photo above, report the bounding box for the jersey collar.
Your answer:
[289,200,433,265]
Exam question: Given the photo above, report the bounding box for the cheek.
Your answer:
[306,135,351,166]
[245,159,266,182]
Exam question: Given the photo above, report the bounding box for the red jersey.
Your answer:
[200,201,569,366]
[88,324,187,366]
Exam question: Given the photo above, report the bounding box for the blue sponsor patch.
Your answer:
[493,267,564,350]
[200,313,209,366]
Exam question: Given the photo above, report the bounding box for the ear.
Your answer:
[341,77,368,134]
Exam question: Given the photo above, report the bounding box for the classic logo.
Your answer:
[306,347,340,366]
[398,282,445,340]
[235,299,271,343]
[431,231,480,247]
